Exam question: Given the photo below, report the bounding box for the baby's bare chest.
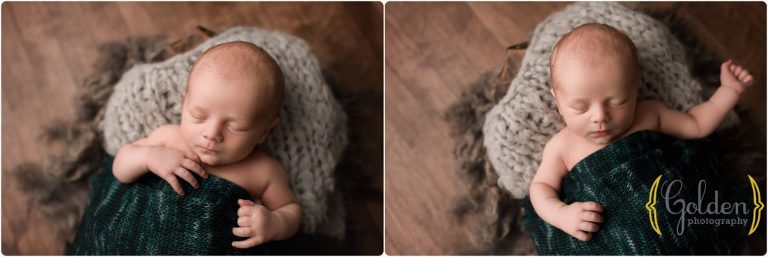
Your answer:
[205,162,264,199]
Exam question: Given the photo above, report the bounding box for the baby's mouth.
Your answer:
[591,130,610,137]
[198,146,218,154]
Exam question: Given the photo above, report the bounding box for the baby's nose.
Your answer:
[203,134,222,143]
[590,109,609,123]
[202,123,224,142]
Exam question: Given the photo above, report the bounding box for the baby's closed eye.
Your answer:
[608,99,627,108]
[226,122,252,132]
[189,111,207,122]
[568,102,588,112]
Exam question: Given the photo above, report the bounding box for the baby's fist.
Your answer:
[557,201,604,241]
[720,60,754,94]
[232,199,275,249]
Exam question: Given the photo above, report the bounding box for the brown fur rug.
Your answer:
[12,31,195,243]
[445,5,766,254]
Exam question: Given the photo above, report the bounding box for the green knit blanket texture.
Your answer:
[66,155,266,255]
[522,130,747,255]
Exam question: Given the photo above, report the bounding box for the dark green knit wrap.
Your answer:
[66,155,266,255]
[522,130,749,255]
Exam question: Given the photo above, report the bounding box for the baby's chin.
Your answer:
[588,136,614,145]
[584,132,616,145]
[198,152,246,166]
[199,155,218,166]
[198,152,226,166]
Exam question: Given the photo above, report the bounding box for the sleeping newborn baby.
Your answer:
[529,23,754,241]
[112,41,301,248]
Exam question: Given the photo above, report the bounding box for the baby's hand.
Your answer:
[145,146,207,195]
[720,60,754,94]
[557,201,604,241]
[232,199,275,248]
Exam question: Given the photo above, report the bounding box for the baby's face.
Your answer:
[552,55,637,145]
[179,70,275,166]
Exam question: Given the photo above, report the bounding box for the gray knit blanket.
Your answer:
[483,2,738,199]
[101,27,348,237]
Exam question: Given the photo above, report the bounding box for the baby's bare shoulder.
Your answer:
[538,130,570,167]
[240,151,288,191]
[251,152,285,176]
[543,130,570,155]
[152,124,180,135]
[533,130,570,185]
[633,100,665,128]
[133,124,180,146]
[636,99,666,113]
[146,124,181,140]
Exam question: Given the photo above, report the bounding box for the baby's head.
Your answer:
[180,41,284,165]
[549,23,640,145]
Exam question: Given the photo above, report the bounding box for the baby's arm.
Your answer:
[530,135,604,241]
[232,160,301,248]
[113,125,207,195]
[652,60,754,139]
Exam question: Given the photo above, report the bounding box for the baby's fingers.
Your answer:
[581,202,604,212]
[733,65,744,75]
[161,174,185,195]
[572,230,593,241]
[232,236,264,249]
[722,60,733,72]
[238,199,257,206]
[232,227,252,238]
[184,151,201,163]
[744,75,754,86]
[238,206,255,217]
[174,167,199,189]
[579,221,600,233]
[582,210,604,223]
[237,216,252,227]
[182,158,208,179]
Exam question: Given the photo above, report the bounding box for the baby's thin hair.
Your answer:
[549,23,639,89]
[185,41,285,121]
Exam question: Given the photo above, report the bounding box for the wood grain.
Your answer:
[385,2,569,254]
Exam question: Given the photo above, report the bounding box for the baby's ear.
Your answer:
[549,88,563,114]
[258,118,280,143]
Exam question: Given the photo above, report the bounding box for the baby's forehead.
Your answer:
[556,25,633,60]
[196,43,274,75]
[551,24,638,86]
[188,42,282,92]
[186,42,284,119]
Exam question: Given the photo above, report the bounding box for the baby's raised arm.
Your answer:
[651,60,754,139]
[530,135,604,241]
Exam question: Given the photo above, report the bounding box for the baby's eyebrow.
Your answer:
[189,105,253,122]
[226,113,254,123]
[190,106,208,113]
[568,98,588,103]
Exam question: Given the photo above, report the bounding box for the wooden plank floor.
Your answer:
[385,2,570,254]
[385,2,765,254]
[2,2,382,255]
